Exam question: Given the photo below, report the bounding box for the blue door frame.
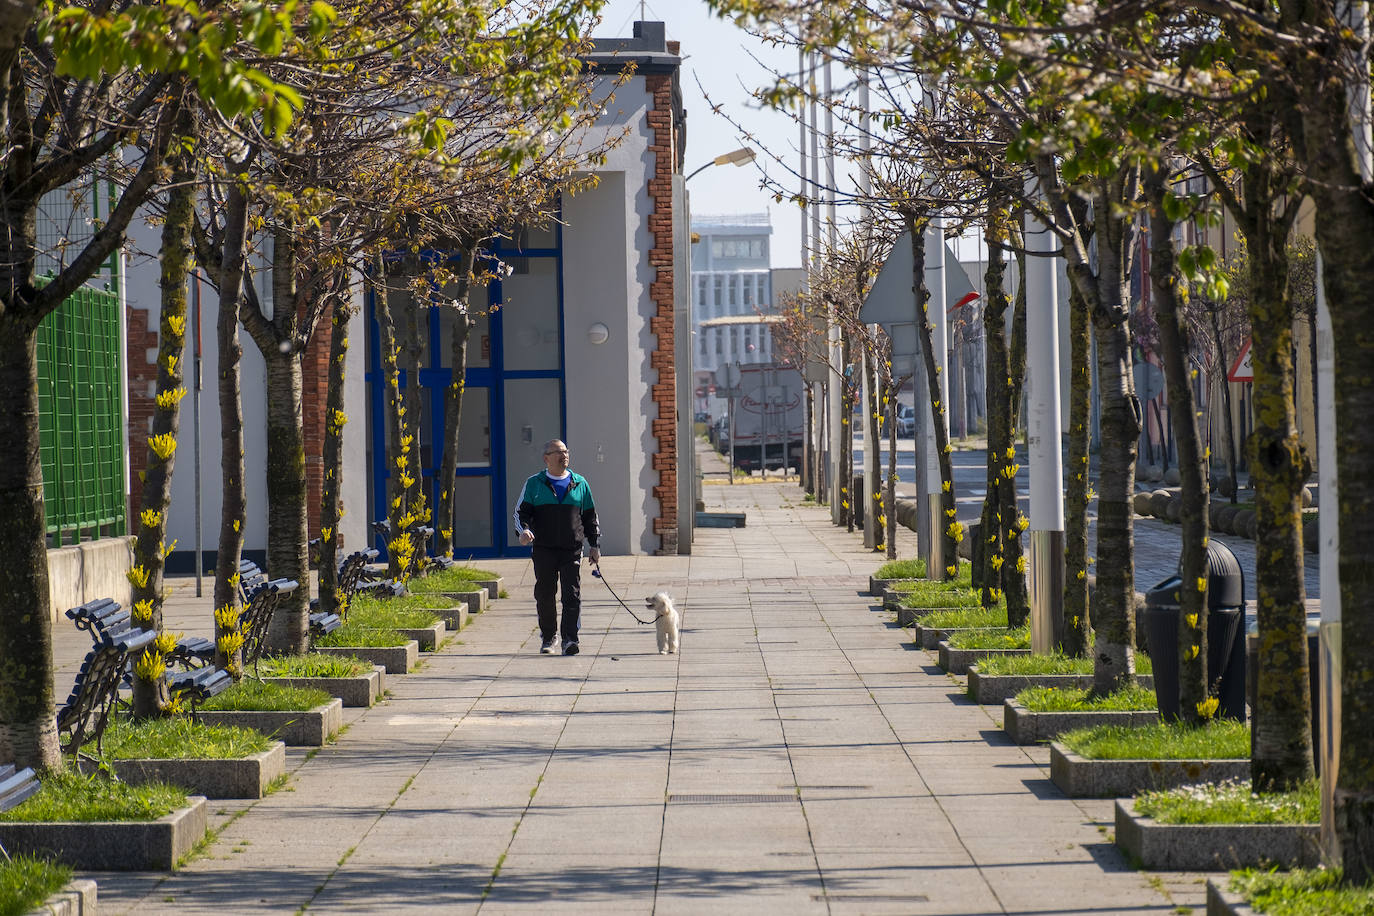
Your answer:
[366,227,565,560]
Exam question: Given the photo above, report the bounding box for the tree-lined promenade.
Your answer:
[707,0,1374,890]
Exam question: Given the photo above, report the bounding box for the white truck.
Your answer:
[718,364,806,473]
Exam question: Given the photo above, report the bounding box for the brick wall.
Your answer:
[645,73,678,555]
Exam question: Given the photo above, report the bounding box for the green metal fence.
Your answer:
[36,283,126,546]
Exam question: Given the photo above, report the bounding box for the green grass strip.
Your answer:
[946,626,1029,650]
[0,854,72,916]
[0,769,188,823]
[199,679,332,712]
[346,601,440,629]
[1228,867,1374,915]
[350,593,457,615]
[315,625,407,648]
[918,605,1010,629]
[874,558,926,580]
[94,716,272,759]
[1059,719,1249,760]
[408,566,498,593]
[257,653,372,678]
[1135,779,1318,825]
[1016,684,1156,712]
[974,652,1154,676]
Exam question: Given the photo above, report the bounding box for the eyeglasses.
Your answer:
[545,449,569,456]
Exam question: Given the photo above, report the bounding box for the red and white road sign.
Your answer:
[1228,338,1253,383]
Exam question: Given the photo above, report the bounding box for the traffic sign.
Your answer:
[1228,338,1253,383]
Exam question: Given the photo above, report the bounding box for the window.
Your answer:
[742,276,754,307]
[711,240,723,259]
[713,275,724,311]
[714,329,723,355]
[728,275,738,308]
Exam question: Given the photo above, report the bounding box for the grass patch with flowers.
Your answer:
[314,625,407,648]
[92,716,273,759]
[257,653,373,679]
[1135,779,1318,825]
[1017,684,1157,713]
[946,626,1029,650]
[1228,867,1374,915]
[1060,719,1250,760]
[344,599,441,631]
[0,854,72,916]
[0,769,187,823]
[199,679,332,713]
[976,651,1153,677]
[875,558,926,580]
[408,566,498,594]
[916,605,1009,630]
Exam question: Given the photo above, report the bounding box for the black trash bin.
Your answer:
[969,522,983,589]
[1141,540,1247,722]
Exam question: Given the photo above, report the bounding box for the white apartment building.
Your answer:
[692,213,776,412]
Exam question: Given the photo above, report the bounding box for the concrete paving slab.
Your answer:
[65,443,1221,914]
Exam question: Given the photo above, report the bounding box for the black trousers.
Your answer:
[532,545,583,643]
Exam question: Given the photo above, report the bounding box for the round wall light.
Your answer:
[588,322,610,345]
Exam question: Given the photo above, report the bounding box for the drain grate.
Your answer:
[669,793,796,804]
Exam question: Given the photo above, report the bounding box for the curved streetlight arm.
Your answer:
[685,146,756,182]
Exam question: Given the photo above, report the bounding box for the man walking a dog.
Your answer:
[514,439,600,656]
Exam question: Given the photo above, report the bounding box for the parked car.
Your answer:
[895,404,917,437]
[882,403,917,437]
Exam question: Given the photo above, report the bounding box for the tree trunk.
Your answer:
[401,293,428,564]
[1146,164,1211,725]
[981,204,1012,609]
[886,374,898,561]
[911,217,961,578]
[1298,63,1374,878]
[374,270,413,579]
[213,186,249,677]
[1086,173,1142,696]
[1237,159,1314,789]
[317,278,353,617]
[1001,241,1030,620]
[0,313,61,769]
[262,347,309,655]
[434,248,476,560]
[1062,256,1093,658]
[865,347,882,551]
[130,123,196,718]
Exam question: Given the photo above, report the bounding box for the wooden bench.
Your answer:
[58,615,157,758]
[67,598,232,716]
[307,547,379,634]
[240,577,299,674]
[0,765,41,858]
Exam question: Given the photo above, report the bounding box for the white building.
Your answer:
[691,213,777,413]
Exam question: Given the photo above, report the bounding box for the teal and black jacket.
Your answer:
[514,470,599,551]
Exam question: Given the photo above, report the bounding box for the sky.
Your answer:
[595,0,807,268]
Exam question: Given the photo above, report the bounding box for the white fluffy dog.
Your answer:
[645,592,680,654]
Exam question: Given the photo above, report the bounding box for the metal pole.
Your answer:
[824,56,843,524]
[1320,0,1368,865]
[192,271,204,597]
[1024,185,1065,653]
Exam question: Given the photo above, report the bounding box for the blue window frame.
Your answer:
[366,223,565,559]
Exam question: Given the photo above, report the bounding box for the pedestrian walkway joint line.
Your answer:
[651,598,684,916]
[812,603,1014,914]
[474,615,620,913]
[295,624,524,914]
[750,598,831,916]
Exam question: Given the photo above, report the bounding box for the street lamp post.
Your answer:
[685,147,756,182]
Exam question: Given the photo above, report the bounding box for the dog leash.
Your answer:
[590,561,659,625]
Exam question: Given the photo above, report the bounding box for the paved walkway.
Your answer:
[64,444,1213,914]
